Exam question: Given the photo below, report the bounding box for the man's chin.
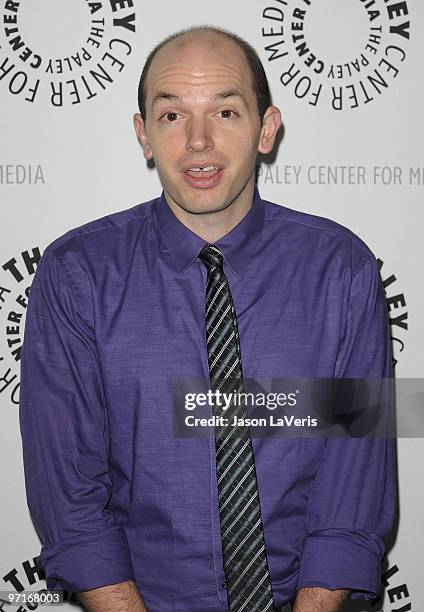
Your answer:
[169,188,231,216]
[189,198,234,215]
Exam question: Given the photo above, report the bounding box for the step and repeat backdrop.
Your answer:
[0,1,422,610]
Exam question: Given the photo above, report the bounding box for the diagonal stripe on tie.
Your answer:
[206,281,227,314]
[210,330,236,368]
[198,243,275,612]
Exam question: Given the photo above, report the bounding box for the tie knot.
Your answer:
[198,244,224,272]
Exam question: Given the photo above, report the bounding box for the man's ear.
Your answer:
[133,113,153,160]
[257,106,282,155]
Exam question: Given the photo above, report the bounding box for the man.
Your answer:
[19,26,396,612]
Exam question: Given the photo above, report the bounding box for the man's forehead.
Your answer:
[146,32,249,93]
[152,88,249,109]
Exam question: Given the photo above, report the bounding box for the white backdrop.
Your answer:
[0,1,422,610]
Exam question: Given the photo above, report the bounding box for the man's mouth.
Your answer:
[182,164,224,189]
[185,165,220,178]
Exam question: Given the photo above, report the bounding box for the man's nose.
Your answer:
[185,116,214,153]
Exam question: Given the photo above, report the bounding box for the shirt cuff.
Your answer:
[297,528,384,599]
[40,525,135,592]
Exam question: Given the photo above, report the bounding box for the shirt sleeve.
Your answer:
[19,248,135,592]
[296,249,397,600]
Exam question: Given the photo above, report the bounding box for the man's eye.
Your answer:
[162,112,179,122]
[219,109,237,119]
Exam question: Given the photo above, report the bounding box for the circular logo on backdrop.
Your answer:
[261,0,410,110]
[0,246,40,407]
[0,0,136,107]
[377,257,408,369]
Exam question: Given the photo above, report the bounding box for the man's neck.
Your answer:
[164,181,255,243]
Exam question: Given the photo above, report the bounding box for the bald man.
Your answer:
[20,26,395,612]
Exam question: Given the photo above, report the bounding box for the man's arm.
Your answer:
[19,249,140,598]
[293,587,349,612]
[294,248,396,604]
[79,581,147,612]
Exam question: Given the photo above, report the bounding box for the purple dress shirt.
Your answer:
[19,187,396,611]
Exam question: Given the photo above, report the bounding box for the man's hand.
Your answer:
[78,580,148,612]
[293,587,349,612]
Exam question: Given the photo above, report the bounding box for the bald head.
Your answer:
[137,26,271,123]
[158,28,229,54]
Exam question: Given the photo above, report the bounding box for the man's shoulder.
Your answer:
[263,197,359,241]
[262,197,377,273]
[43,197,156,260]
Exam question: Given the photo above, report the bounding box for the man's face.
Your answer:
[134,32,280,216]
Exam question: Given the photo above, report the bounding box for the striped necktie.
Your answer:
[199,243,275,612]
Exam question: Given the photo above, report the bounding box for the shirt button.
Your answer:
[222,581,227,590]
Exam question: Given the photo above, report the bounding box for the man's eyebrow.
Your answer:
[152,92,181,105]
[151,90,247,105]
[210,90,247,105]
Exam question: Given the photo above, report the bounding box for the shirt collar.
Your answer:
[153,186,265,279]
